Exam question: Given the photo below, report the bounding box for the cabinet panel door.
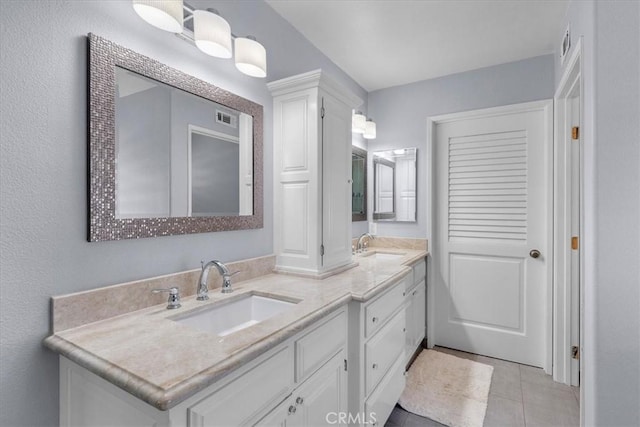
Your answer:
[413,281,426,346]
[404,295,416,364]
[321,94,353,271]
[254,396,296,427]
[292,350,347,427]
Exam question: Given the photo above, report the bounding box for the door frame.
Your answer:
[553,37,584,388]
[426,99,554,374]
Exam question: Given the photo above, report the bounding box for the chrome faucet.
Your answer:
[357,233,375,253]
[197,260,236,300]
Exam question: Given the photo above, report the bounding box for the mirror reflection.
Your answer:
[115,67,253,219]
[373,148,417,222]
[352,146,367,221]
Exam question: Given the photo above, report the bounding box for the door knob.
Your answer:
[529,249,541,259]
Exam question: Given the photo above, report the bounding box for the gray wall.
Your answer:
[556,1,640,425]
[0,1,365,426]
[367,54,555,239]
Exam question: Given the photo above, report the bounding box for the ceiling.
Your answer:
[266,0,569,92]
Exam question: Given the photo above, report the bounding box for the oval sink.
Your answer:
[173,295,297,337]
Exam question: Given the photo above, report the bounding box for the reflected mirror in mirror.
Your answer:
[373,148,417,222]
[88,34,263,241]
[352,146,367,221]
[115,68,253,219]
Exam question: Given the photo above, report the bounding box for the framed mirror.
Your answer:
[373,148,417,222]
[88,33,263,241]
[352,146,367,221]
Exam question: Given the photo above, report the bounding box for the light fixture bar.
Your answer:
[135,0,266,77]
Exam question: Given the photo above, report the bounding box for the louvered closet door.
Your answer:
[434,102,551,367]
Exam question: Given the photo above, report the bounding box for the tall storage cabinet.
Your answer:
[268,70,363,276]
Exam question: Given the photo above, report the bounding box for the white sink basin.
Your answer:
[173,295,297,337]
[361,251,406,261]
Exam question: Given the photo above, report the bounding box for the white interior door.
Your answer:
[434,101,552,367]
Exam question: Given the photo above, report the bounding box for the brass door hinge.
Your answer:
[571,346,580,360]
[572,236,579,250]
[572,126,579,140]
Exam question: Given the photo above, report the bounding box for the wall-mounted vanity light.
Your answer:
[132,0,267,78]
[352,111,366,134]
[363,118,377,139]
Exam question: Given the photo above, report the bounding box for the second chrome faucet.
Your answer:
[197,260,237,300]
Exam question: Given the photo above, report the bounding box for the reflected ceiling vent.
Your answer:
[216,110,237,128]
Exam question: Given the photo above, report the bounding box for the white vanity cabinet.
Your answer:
[268,70,363,277]
[404,259,427,365]
[59,307,348,427]
[348,276,409,426]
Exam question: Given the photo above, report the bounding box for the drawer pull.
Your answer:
[403,328,406,333]
[372,316,378,323]
[296,397,304,405]
[288,405,297,415]
[372,363,378,369]
[403,291,406,297]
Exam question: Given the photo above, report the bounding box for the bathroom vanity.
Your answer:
[45,248,427,427]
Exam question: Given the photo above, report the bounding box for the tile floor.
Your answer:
[386,347,580,427]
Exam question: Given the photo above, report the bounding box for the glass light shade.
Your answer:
[234,37,267,78]
[132,0,183,33]
[352,112,366,134]
[193,10,232,58]
[363,120,377,139]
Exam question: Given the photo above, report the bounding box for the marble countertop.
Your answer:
[44,248,427,410]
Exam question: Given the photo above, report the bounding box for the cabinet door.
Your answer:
[321,94,353,271]
[404,295,416,364]
[254,396,297,427]
[413,281,426,346]
[257,351,347,427]
[291,350,348,427]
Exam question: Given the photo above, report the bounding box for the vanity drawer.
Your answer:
[365,278,407,337]
[365,353,406,427]
[365,309,405,396]
[295,308,347,382]
[188,345,294,426]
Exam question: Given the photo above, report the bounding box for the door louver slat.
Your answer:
[448,131,527,242]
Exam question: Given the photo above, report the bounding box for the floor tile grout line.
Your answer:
[519,364,528,427]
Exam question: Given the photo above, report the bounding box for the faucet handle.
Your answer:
[152,287,181,309]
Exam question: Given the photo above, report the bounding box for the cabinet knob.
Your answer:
[288,405,296,415]
[403,328,406,333]
[372,317,378,323]
[372,363,378,369]
[296,396,304,405]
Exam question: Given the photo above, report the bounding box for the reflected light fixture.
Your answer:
[132,0,267,78]
[363,119,377,139]
[193,9,232,58]
[352,111,366,134]
[234,36,267,78]
[133,0,184,33]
